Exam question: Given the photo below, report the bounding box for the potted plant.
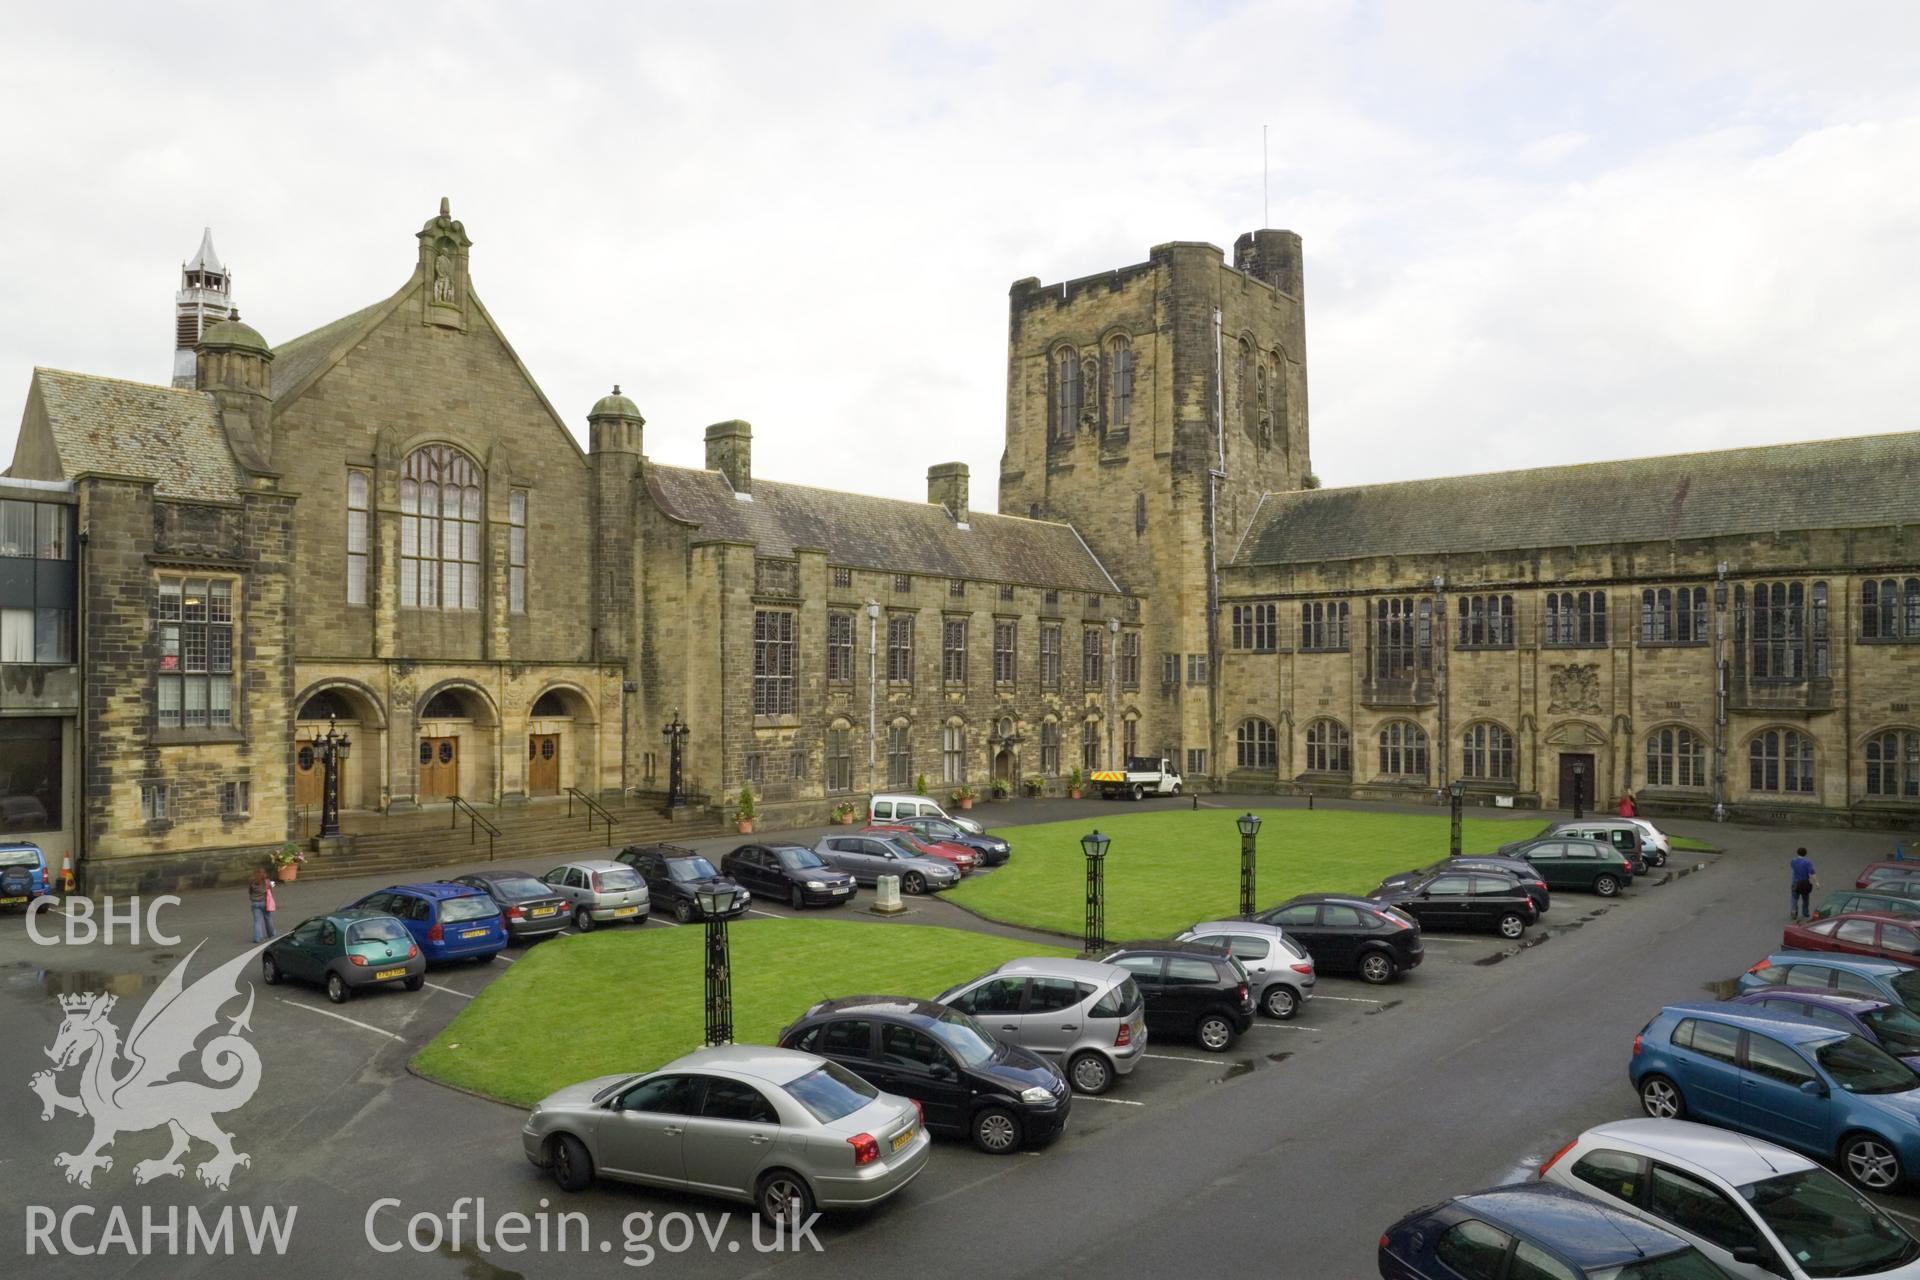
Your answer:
[951,785,977,811]
[1022,777,1044,798]
[734,785,757,835]
[830,800,857,825]
[990,779,1012,801]
[914,773,929,797]
[271,842,306,882]
[1067,768,1083,800]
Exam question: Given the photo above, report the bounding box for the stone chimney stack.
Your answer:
[705,420,752,493]
[928,461,969,524]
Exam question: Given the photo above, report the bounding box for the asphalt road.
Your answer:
[3,805,1911,1279]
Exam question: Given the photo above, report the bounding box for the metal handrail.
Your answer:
[567,787,616,847]
[448,794,500,860]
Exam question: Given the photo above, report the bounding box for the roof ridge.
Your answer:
[34,367,206,397]
[649,461,1077,531]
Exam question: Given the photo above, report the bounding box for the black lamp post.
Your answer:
[1448,779,1465,858]
[1236,812,1261,920]
[698,883,740,1046]
[662,709,690,808]
[1571,762,1586,819]
[315,714,352,839]
[1081,829,1110,953]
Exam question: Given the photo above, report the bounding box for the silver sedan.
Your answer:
[522,1045,930,1224]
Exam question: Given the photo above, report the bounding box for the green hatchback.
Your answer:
[1507,837,1635,897]
[1813,887,1920,921]
[263,911,426,1004]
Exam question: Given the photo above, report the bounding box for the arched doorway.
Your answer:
[293,682,387,817]
[994,749,1013,785]
[416,683,498,804]
[525,685,597,799]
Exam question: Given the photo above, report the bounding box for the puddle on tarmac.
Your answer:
[1264,1052,1293,1066]
[1364,1000,1402,1014]
[437,1238,528,1280]
[5,960,166,998]
[1222,1059,1257,1080]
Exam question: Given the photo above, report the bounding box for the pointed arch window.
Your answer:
[1646,726,1706,788]
[1377,721,1428,779]
[345,470,370,606]
[1305,718,1351,774]
[1462,722,1514,782]
[398,445,482,610]
[1052,347,1082,438]
[1866,731,1920,799]
[1749,729,1815,794]
[1107,336,1134,428]
[1236,719,1276,770]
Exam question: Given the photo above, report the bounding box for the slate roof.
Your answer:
[29,368,241,502]
[1232,431,1920,566]
[269,297,395,405]
[646,464,1121,594]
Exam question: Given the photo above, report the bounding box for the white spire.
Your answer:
[174,227,233,387]
[186,227,223,275]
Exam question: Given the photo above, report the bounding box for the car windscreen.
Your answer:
[439,896,501,924]
[775,847,825,870]
[594,867,643,892]
[488,876,552,901]
[347,918,410,945]
[1862,1004,1920,1056]
[1889,968,1920,1009]
[928,1010,999,1068]
[1739,1167,1920,1278]
[1590,1246,1731,1280]
[0,847,40,868]
[783,1062,878,1123]
[1814,1034,1919,1095]
[668,857,719,882]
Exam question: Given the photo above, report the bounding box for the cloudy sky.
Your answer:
[3,2,1916,505]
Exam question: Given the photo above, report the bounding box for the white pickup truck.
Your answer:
[1090,758,1184,801]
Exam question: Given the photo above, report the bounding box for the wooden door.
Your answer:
[1558,753,1595,813]
[419,736,459,802]
[528,734,560,796]
[294,740,323,808]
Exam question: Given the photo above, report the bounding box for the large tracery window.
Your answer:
[1646,726,1706,788]
[1305,718,1351,774]
[1461,722,1514,782]
[1749,729,1815,795]
[1236,719,1276,770]
[1377,721,1428,779]
[1866,731,1920,799]
[399,445,483,611]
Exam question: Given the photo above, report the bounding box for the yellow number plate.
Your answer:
[613,907,638,917]
[0,895,25,906]
[374,967,407,981]
[891,1127,914,1152]
[531,906,557,917]
[461,928,487,939]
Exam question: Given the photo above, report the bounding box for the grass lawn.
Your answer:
[946,806,1543,940]
[412,920,1071,1107]
[1669,835,1716,852]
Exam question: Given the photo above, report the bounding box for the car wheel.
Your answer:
[1197,1014,1236,1052]
[1639,1074,1685,1120]
[902,872,926,896]
[1841,1133,1904,1191]
[1359,951,1396,985]
[1130,784,1144,801]
[972,1106,1022,1154]
[1069,1051,1113,1095]
[756,1169,816,1227]
[404,976,424,992]
[1497,913,1526,939]
[550,1134,594,1192]
[674,899,695,924]
[261,954,281,986]
[325,972,351,1005]
[573,907,595,932]
[790,886,804,910]
[1262,985,1298,1020]
[1170,783,1181,796]
[1594,874,1620,897]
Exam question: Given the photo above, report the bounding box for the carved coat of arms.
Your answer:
[1547,663,1603,714]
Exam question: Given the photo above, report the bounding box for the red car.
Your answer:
[1782,911,1920,966]
[859,825,977,875]
[1857,859,1920,889]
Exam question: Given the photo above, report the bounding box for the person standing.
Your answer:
[249,867,277,942]
[1789,848,1818,922]
[1618,791,1637,818]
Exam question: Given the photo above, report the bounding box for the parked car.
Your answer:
[813,833,959,895]
[1540,1118,1920,1280]
[1783,913,1920,967]
[857,826,977,875]
[615,845,751,923]
[1094,940,1254,1051]
[1503,837,1635,897]
[1732,987,1920,1072]
[1861,860,1920,890]
[522,1044,929,1225]
[721,842,858,908]
[341,882,508,963]
[1620,817,1676,867]
[0,841,51,910]
[935,957,1146,1094]
[887,815,1011,866]
[1175,920,1316,1019]
[449,870,570,942]
[1814,887,1920,922]
[1370,869,1538,938]
[1253,894,1424,985]
[1375,855,1551,915]
[262,911,425,1003]
[1630,1000,1920,1190]
[867,792,983,836]
[779,996,1070,1153]
[1379,1181,1727,1280]
[1738,952,1920,1012]
[539,859,650,931]
[1505,819,1649,873]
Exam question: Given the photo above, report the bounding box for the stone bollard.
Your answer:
[871,874,905,915]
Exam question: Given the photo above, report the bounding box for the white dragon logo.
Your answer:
[30,941,267,1189]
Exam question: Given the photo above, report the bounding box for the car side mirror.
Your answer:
[1799,1079,1828,1097]
[1729,1244,1783,1275]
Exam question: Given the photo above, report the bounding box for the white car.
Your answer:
[868,793,983,836]
[1541,1118,1920,1279]
[1623,816,1675,866]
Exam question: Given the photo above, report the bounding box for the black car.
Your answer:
[720,842,858,908]
[890,816,1011,867]
[450,870,570,941]
[1094,940,1254,1052]
[1500,837,1635,897]
[1374,855,1551,914]
[1253,894,1425,985]
[1370,869,1537,938]
[778,996,1070,1154]
[615,844,751,923]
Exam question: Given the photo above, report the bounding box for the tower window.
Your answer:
[345,471,370,605]
[1052,347,1081,438]
[508,490,528,613]
[1107,336,1134,428]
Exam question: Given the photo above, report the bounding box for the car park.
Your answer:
[1630,1000,1920,1190]
[935,957,1146,1094]
[1379,1181,1727,1279]
[616,844,751,923]
[1814,888,1920,922]
[779,996,1070,1154]
[1539,1118,1920,1280]
[1095,940,1254,1051]
[449,870,570,942]
[721,843,858,908]
[539,858,651,931]
[1505,819,1650,873]
[1175,920,1316,1019]
[1737,952,1920,1012]
[1254,894,1424,985]
[1861,861,1920,889]
[0,841,51,909]
[886,815,1011,866]
[1370,869,1538,938]
[814,833,959,894]
[1502,837,1634,897]
[522,1044,929,1225]
[1783,913,1920,967]
[857,825,977,875]
[262,911,424,1003]
[1731,987,1920,1072]
[341,882,508,963]
[1374,855,1551,914]
[867,792,983,836]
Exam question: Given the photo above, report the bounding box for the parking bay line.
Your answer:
[1076,1095,1145,1106]
[1311,995,1385,1004]
[746,909,786,919]
[423,981,473,1000]
[275,998,406,1042]
[1144,1052,1221,1064]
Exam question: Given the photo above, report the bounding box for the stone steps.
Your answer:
[300,805,726,881]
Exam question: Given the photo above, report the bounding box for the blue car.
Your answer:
[1379,1181,1725,1279]
[0,841,52,909]
[1632,1001,1920,1192]
[1732,985,1920,1073]
[341,882,508,964]
[1738,951,1920,1012]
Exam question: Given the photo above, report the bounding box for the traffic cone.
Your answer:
[59,850,74,894]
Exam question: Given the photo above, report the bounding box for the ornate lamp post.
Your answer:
[662,709,690,808]
[698,883,741,1046]
[1449,778,1466,858]
[1236,812,1262,920]
[315,714,352,839]
[1081,829,1110,953]
[1571,761,1587,820]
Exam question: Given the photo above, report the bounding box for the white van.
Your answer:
[869,793,984,836]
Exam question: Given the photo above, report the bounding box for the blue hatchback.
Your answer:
[1631,1001,1920,1192]
[0,842,51,909]
[1379,1181,1725,1278]
[341,882,507,964]
[1737,950,1920,1012]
